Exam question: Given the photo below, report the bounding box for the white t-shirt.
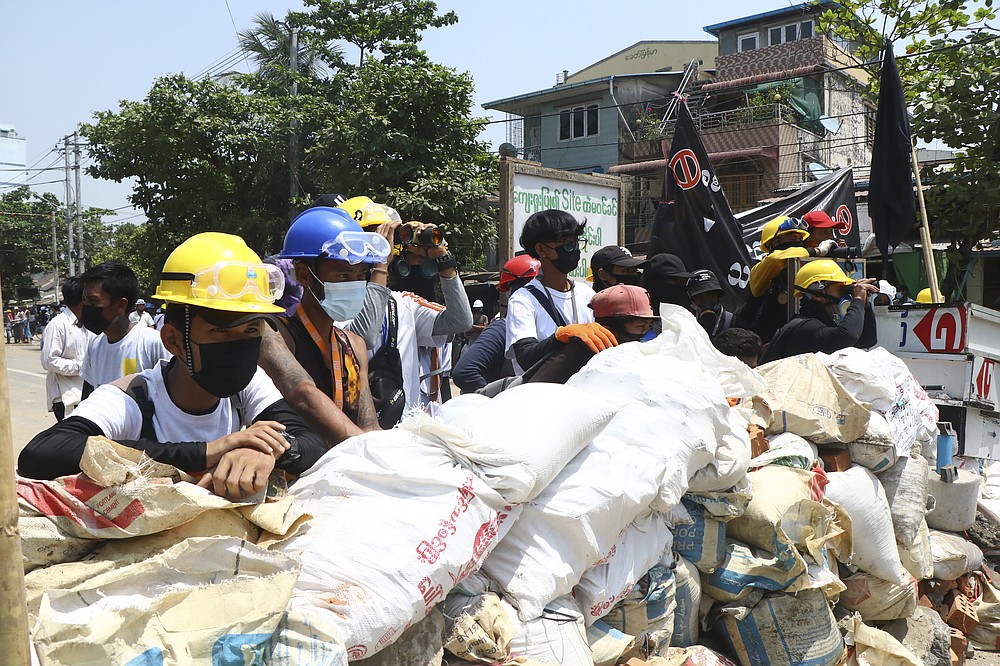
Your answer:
[374,291,447,413]
[129,310,155,328]
[40,311,92,409]
[82,323,172,388]
[418,340,452,409]
[73,360,282,443]
[504,277,595,374]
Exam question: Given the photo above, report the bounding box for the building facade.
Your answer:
[0,123,27,190]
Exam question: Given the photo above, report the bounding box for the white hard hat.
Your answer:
[136,299,146,305]
[472,299,484,308]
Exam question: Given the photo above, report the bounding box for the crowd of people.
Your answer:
[13,200,899,500]
[4,304,51,344]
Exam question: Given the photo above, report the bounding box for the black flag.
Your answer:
[868,42,915,259]
[649,102,752,304]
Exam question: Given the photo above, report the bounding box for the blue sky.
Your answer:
[1,1,789,220]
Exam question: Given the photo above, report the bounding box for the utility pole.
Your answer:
[73,131,84,274]
[62,135,74,277]
[288,23,300,220]
[51,212,59,301]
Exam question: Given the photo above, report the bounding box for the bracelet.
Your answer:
[370,268,389,276]
[434,252,459,271]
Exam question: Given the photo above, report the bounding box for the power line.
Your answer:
[222,0,253,74]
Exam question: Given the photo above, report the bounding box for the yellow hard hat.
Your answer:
[338,196,401,228]
[794,259,855,292]
[760,215,809,253]
[916,288,942,304]
[154,232,285,314]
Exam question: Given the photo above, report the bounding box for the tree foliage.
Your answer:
[820,0,998,299]
[82,0,497,281]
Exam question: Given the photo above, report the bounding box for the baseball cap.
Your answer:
[590,246,649,274]
[687,270,724,298]
[643,253,695,281]
[588,284,655,319]
[802,210,838,229]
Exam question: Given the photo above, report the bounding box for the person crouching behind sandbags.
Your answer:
[758,259,878,364]
[18,232,327,500]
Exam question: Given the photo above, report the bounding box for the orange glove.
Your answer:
[555,323,618,354]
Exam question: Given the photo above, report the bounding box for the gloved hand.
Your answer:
[555,323,618,353]
[816,239,838,255]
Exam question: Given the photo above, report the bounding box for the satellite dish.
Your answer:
[498,142,518,158]
[819,115,841,134]
[808,162,833,179]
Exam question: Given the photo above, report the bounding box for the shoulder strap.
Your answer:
[114,374,157,441]
[386,296,399,350]
[524,285,568,328]
[229,392,245,428]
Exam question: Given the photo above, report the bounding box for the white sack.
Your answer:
[825,465,907,585]
[897,518,934,581]
[504,596,591,666]
[751,432,818,470]
[672,556,701,648]
[839,569,918,622]
[876,454,931,545]
[404,382,618,503]
[929,529,984,581]
[279,429,518,660]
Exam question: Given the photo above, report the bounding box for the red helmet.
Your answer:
[498,255,541,292]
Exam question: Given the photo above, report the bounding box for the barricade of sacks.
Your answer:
[17,305,1000,666]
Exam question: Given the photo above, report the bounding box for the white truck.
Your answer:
[875,303,1000,459]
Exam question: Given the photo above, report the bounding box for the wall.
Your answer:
[538,91,620,173]
[567,41,719,83]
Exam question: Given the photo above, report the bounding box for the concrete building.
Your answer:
[0,122,28,190]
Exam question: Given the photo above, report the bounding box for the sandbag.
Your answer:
[683,480,753,521]
[750,432,818,470]
[755,353,871,444]
[673,498,727,574]
[839,612,922,666]
[929,529,984,581]
[726,466,823,552]
[702,539,812,603]
[587,620,635,666]
[575,511,674,625]
[825,466,907,585]
[897,519,934,581]
[654,646,738,665]
[838,569,918,622]
[876,454,930,546]
[714,588,845,666]
[672,556,701,648]
[31,536,300,665]
[442,592,516,664]
[686,406,752,493]
[503,596,591,666]
[820,347,939,457]
[404,382,618,503]
[970,570,1000,651]
[602,562,675,659]
[279,429,518,661]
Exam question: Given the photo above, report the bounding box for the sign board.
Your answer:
[973,356,998,410]
[499,158,623,281]
[875,306,969,354]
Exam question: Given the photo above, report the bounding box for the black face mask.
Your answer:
[610,273,642,288]
[550,246,582,275]
[81,304,113,335]
[654,284,690,307]
[188,336,262,398]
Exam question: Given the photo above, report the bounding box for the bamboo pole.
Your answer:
[0,272,31,665]
[911,147,943,303]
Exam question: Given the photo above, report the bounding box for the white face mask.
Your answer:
[319,280,368,322]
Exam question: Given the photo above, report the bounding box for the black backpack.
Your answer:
[368,297,406,429]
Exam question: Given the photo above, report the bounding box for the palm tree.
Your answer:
[219,12,334,87]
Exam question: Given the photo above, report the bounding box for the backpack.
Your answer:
[368,296,406,429]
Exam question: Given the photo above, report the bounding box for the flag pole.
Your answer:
[0,273,31,665]
[910,147,942,302]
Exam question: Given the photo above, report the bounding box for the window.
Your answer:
[738,32,758,52]
[767,20,814,46]
[559,104,599,140]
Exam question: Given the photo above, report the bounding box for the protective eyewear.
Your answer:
[186,262,285,303]
[776,217,809,234]
[320,231,392,265]
[545,236,588,253]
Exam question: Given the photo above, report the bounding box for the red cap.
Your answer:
[802,210,837,228]
[589,285,655,318]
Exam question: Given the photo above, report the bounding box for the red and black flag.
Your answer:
[868,41,916,259]
[649,101,753,304]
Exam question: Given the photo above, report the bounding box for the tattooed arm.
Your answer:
[345,329,380,432]
[258,324,363,447]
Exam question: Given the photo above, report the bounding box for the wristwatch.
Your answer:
[434,252,459,271]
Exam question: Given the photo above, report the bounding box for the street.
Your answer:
[3,339,56,463]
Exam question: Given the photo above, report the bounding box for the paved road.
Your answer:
[2,338,56,463]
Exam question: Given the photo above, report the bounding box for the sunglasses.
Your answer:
[544,236,588,253]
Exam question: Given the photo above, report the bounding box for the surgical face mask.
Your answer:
[189,336,262,398]
[81,304,113,335]
[550,245,581,275]
[319,280,368,322]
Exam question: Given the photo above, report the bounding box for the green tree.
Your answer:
[819,0,998,300]
[0,187,60,303]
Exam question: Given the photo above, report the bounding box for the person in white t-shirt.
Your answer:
[504,209,617,375]
[19,232,326,499]
[40,277,93,421]
[78,262,171,393]
[128,299,155,328]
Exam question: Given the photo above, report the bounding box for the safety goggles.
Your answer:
[320,231,392,265]
[357,202,402,227]
[544,236,588,253]
[184,261,285,303]
[776,217,809,234]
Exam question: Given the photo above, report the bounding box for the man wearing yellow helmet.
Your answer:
[737,215,842,343]
[19,233,327,500]
[758,259,879,364]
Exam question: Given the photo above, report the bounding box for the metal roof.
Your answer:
[703,0,838,36]
[483,72,683,116]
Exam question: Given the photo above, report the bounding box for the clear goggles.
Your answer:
[320,231,392,265]
[189,261,285,302]
[776,217,809,234]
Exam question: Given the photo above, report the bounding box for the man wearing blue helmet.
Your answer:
[257,206,390,442]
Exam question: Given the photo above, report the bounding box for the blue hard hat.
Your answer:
[279,206,391,265]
